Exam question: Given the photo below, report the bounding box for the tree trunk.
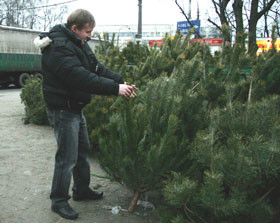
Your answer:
[233,0,244,47]
[248,20,258,56]
[248,0,262,55]
[232,0,244,34]
[209,0,231,42]
[264,11,270,37]
[220,0,231,25]
[248,0,277,55]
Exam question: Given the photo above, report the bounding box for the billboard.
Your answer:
[149,40,164,47]
[177,20,200,35]
[255,38,280,55]
[191,38,223,46]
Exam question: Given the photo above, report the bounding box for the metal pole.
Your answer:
[197,1,200,20]
[188,0,191,19]
[136,0,142,39]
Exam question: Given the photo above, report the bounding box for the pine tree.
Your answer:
[161,96,280,223]
[84,35,150,148]
[85,31,210,149]
[20,76,48,125]
[98,75,188,212]
[97,47,217,212]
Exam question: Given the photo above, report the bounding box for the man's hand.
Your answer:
[119,84,139,98]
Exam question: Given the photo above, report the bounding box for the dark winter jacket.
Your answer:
[35,24,124,112]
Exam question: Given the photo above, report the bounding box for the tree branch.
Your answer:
[211,0,221,17]
[257,0,277,20]
[207,18,223,31]
[244,4,250,23]
[174,0,202,38]
[225,10,236,29]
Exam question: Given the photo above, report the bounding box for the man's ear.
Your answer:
[71,25,77,32]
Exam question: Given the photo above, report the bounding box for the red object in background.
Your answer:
[149,40,164,47]
[149,38,226,47]
[191,38,223,46]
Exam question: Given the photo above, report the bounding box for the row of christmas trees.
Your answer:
[21,28,280,222]
[86,29,280,222]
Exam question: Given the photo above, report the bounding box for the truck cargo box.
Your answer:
[0,25,99,87]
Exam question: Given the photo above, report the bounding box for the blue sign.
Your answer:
[177,20,200,35]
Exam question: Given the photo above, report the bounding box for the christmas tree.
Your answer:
[98,51,212,211]
[161,96,280,223]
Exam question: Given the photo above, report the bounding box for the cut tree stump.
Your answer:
[128,191,140,213]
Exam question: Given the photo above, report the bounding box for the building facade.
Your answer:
[93,23,223,52]
[93,24,176,47]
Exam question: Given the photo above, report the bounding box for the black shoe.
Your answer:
[73,188,103,201]
[51,205,78,220]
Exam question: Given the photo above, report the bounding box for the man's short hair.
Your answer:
[67,9,95,30]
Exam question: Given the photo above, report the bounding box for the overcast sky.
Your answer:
[68,0,213,27]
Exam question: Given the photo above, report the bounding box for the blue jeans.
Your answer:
[47,108,91,208]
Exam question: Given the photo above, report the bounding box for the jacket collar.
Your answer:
[48,24,90,46]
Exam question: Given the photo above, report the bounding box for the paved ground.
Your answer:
[0,88,157,223]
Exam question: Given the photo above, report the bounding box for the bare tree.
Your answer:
[258,0,280,38]
[209,0,231,28]
[4,0,17,26]
[0,0,6,25]
[173,0,279,55]
[37,0,68,31]
[247,0,277,55]
[173,0,202,37]
[0,0,69,30]
[262,0,270,37]
[232,0,244,35]
[207,0,277,55]
[24,0,38,29]
[0,0,34,27]
[175,0,230,40]
[272,6,280,36]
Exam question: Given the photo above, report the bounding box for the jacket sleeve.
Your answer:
[46,43,119,96]
[96,63,124,84]
[83,43,124,84]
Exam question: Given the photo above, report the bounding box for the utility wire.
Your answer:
[2,0,78,11]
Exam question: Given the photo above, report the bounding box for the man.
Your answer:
[34,9,137,220]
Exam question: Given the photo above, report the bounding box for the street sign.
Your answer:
[177,20,200,35]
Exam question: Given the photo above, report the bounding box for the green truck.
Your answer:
[0,25,99,88]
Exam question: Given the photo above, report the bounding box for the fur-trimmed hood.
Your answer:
[34,34,52,50]
[34,24,87,51]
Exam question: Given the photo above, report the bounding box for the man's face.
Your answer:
[71,23,94,44]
